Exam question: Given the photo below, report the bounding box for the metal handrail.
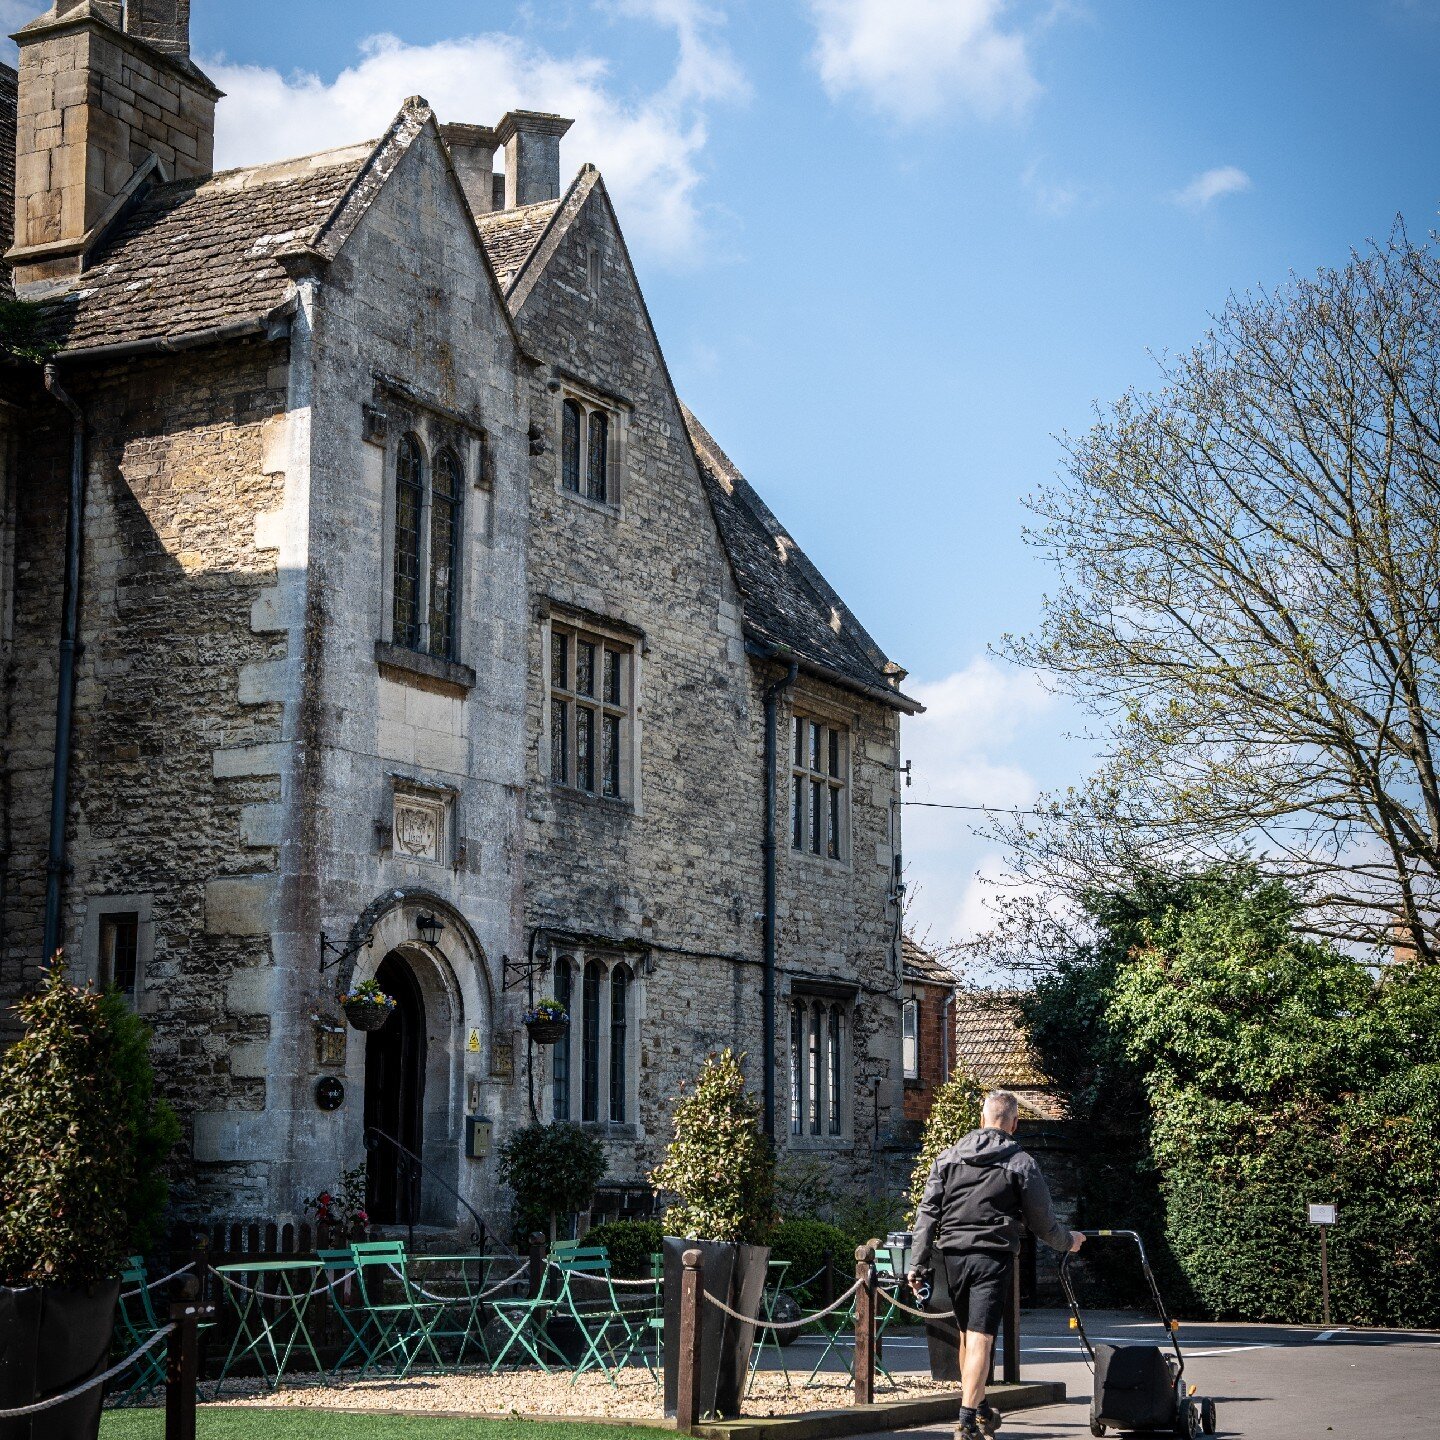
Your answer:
[362,1126,515,1258]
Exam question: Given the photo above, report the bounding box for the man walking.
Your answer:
[909,1089,1083,1440]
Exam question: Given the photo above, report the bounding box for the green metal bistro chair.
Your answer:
[746,1258,793,1395]
[317,1247,374,1376]
[547,1246,645,1386]
[487,1251,572,1375]
[407,1253,506,1370]
[112,1256,170,1405]
[803,1248,898,1390]
[349,1241,447,1378]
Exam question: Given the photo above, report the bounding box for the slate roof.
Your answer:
[682,405,918,709]
[477,199,560,289]
[37,144,372,354]
[902,936,958,988]
[954,991,1065,1121]
[1,64,16,302]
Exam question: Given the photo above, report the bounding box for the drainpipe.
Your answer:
[760,649,797,1142]
[41,365,86,967]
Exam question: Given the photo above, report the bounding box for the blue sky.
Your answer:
[9,1,1440,953]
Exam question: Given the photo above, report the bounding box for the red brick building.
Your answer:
[900,937,958,1126]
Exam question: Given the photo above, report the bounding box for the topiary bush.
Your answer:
[497,1121,608,1240]
[650,1049,775,1245]
[0,960,176,1287]
[906,1068,984,1223]
[583,1219,664,1278]
[768,1218,860,1300]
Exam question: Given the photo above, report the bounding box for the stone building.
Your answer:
[0,1,920,1239]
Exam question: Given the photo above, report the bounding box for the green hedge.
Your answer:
[583,1219,663,1279]
[767,1219,860,1299]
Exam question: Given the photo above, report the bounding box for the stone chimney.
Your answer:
[440,122,497,218]
[8,0,222,287]
[493,110,573,209]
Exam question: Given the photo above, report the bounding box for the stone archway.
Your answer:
[342,892,493,1229]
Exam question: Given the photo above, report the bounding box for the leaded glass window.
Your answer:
[610,964,630,1123]
[549,620,632,800]
[429,449,462,660]
[557,393,619,507]
[791,715,847,859]
[562,400,582,494]
[582,959,603,1123]
[553,958,574,1121]
[790,996,850,1142]
[587,410,608,502]
[392,433,424,649]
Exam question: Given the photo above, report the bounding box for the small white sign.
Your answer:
[1308,1204,1337,1226]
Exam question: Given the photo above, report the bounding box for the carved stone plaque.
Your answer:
[393,791,447,864]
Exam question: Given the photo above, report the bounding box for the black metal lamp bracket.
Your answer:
[320,928,376,978]
[501,952,550,994]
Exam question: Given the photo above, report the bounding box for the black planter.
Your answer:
[343,998,394,1032]
[662,1237,769,1420]
[525,1017,569,1045]
[0,1280,120,1440]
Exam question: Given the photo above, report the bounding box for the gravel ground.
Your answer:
[203,1368,958,1419]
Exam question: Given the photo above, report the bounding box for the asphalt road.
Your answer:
[780,1307,1440,1440]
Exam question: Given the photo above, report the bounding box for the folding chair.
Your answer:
[317,1247,373,1375]
[803,1248,897,1389]
[548,1246,645,1386]
[487,1252,572,1374]
[746,1258,793,1395]
[349,1241,447,1378]
[112,1257,169,1405]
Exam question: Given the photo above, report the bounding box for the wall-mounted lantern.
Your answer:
[416,912,444,946]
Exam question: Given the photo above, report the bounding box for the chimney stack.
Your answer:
[493,110,573,209]
[9,0,221,288]
[440,123,497,218]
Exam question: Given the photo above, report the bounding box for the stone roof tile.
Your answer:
[903,936,958,988]
[682,404,917,709]
[954,991,1065,1119]
[41,144,371,353]
[477,199,560,289]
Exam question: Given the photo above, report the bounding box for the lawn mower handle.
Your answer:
[1060,1229,1185,1375]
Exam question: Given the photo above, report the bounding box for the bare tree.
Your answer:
[997,226,1440,961]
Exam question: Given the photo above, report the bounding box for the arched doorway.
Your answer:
[364,952,427,1224]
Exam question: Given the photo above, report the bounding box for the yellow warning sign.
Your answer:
[467,1028,481,1053]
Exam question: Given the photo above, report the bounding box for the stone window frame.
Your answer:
[901,997,920,1082]
[371,384,489,688]
[542,608,643,811]
[787,988,854,1147]
[552,375,629,516]
[549,947,641,1134]
[788,702,852,868]
[81,893,155,1012]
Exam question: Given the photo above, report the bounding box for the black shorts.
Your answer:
[941,1251,1013,1336]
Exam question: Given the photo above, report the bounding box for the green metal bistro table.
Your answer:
[407,1253,523,1370]
[215,1258,336,1391]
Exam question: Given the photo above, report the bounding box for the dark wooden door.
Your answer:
[364,952,427,1224]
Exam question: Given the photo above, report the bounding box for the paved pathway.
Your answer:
[771,1307,1440,1439]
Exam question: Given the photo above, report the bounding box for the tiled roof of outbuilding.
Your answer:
[1,64,17,301]
[38,144,372,354]
[903,936,958,988]
[477,199,560,289]
[954,991,1065,1120]
[682,405,918,710]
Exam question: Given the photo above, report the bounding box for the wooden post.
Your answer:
[677,1247,704,1435]
[1002,1253,1021,1383]
[528,1231,547,1300]
[165,1274,214,1440]
[853,1243,876,1407]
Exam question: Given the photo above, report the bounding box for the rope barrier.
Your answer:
[878,1290,961,1327]
[387,1262,530,1303]
[215,1268,356,1301]
[120,1262,195,1299]
[699,1278,863,1331]
[0,1324,175,1418]
[548,1264,660,1290]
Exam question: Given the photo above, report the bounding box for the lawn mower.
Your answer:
[1058,1229,1218,1438]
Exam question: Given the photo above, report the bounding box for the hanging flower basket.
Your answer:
[524,999,570,1045]
[341,980,397,1033]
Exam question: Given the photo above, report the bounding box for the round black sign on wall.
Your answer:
[314,1076,345,1111]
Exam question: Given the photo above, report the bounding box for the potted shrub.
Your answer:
[497,1121,607,1242]
[651,1050,775,1420]
[341,978,397,1032]
[523,997,569,1045]
[0,957,177,1440]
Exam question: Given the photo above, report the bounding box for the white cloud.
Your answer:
[901,658,1057,953]
[1021,159,1080,217]
[203,6,745,263]
[807,0,1041,123]
[1171,164,1252,211]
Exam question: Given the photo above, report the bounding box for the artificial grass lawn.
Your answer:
[100,1412,661,1440]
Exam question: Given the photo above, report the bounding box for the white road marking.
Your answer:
[1316,1328,1349,1342]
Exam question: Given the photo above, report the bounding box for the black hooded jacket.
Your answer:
[912,1127,1074,1266]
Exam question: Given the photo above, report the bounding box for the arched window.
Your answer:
[609,963,631,1123]
[429,449,462,660]
[790,1004,803,1135]
[827,1005,843,1135]
[561,400,582,494]
[392,433,424,649]
[581,959,603,1123]
[586,410,608,503]
[552,958,573,1121]
[808,1000,822,1135]
[790,995,850,1142]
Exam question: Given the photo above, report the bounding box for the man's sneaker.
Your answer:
[955,1422,983,1440]
[977,1401,1003,1436]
